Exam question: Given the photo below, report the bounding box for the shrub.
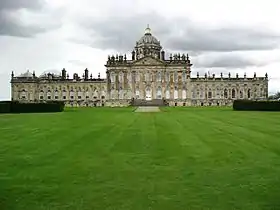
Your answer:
[0,101,65,114]
[0,101,11,113]
[233,100,280,111]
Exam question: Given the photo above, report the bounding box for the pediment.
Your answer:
[132,56,166,66]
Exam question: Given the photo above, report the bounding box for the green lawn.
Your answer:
[1,107,280,210]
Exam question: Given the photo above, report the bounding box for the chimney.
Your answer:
[62,68,66,80]
[84,68,89,80]
[161,51,165,60]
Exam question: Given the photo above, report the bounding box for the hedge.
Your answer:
[0,101,11,113]
[0,101,65,114]
[233,100,280,111]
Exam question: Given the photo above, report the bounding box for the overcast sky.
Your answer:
[1,0,280,100]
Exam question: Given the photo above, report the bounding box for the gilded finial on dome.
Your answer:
[144,24,151,35]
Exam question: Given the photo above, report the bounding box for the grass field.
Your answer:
[1,107,280,210]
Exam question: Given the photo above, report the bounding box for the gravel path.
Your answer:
[134,106,161,112]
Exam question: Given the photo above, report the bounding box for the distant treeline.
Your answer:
[233,100,280,111]
[0,101,65,114]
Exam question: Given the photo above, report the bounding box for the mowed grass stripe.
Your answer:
[1,107,280,210]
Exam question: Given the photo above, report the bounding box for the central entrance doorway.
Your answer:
[145,87,152,101]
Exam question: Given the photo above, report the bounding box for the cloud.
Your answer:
[0,0,44,11]
[0,0,62,37]
[74,12,280,53]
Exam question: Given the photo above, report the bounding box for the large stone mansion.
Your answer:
[11,26,268,107]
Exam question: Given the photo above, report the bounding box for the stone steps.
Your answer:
[131,99,167,107]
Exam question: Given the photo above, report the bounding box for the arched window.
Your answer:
[165,87,170,99]
[165,72,170,82]
[174,72,178,82]
[70,89,74,100]
[216,88,220,98]
[110,88,115,99]
[145,72,149,81]
[47,90,52,100]
[62,89,67,100]
[182,88,187,99]
[208,89,212,99]
[119,87,124,99]
[248,89,251,99]
[145,87,151,98]
[39,90,44,100]
[224,89,228,99]
[136,72,140,82]
[78,90,83,100]
[110,72,115,83]
[93,89,98,99]
[192,89,196,98]
[54,89,59,100]
[240,90,243,98]
[157,72,161,82]
[101,89,106,99]
[156,87,162,99]
[182,71,186,82]
[85,91,90,99]
[135,88,140,99]
[232,89,236,98]
[174,87,178,99]
[20,89,27,100]
[119,72,123,83]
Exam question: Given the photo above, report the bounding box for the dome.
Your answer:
[18,70,33,78]
[136,25,161,47]
[40,69,61,78]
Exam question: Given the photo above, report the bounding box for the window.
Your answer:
[110,73,115,82]
[182,71,186,82]
[63,96,66,99]
[119,88,124,99]
[39,90,44,100]
[55,96,58,99]
[232,89,236,98]
[157,87,162,99]
[47,90,51,100]
[192,90,196,98]
[224,89,228,99]
[136,72,140,82]
[145,72,149,81]
[174,72,178,82]
[182,89,187,99]
[208,92,212,98]
[174,87,178,99]
[20,90,27,99]
[248,89,251,98]
[165,72,169,82]
[119,72,123,83]
[157,72,161,82]
[240,90,243,98]
[135,89,140,99]
[165,88,170,99]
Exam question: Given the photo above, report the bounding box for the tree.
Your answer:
[268,92,280,100]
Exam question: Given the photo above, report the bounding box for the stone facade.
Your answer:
[11,26,269,107]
